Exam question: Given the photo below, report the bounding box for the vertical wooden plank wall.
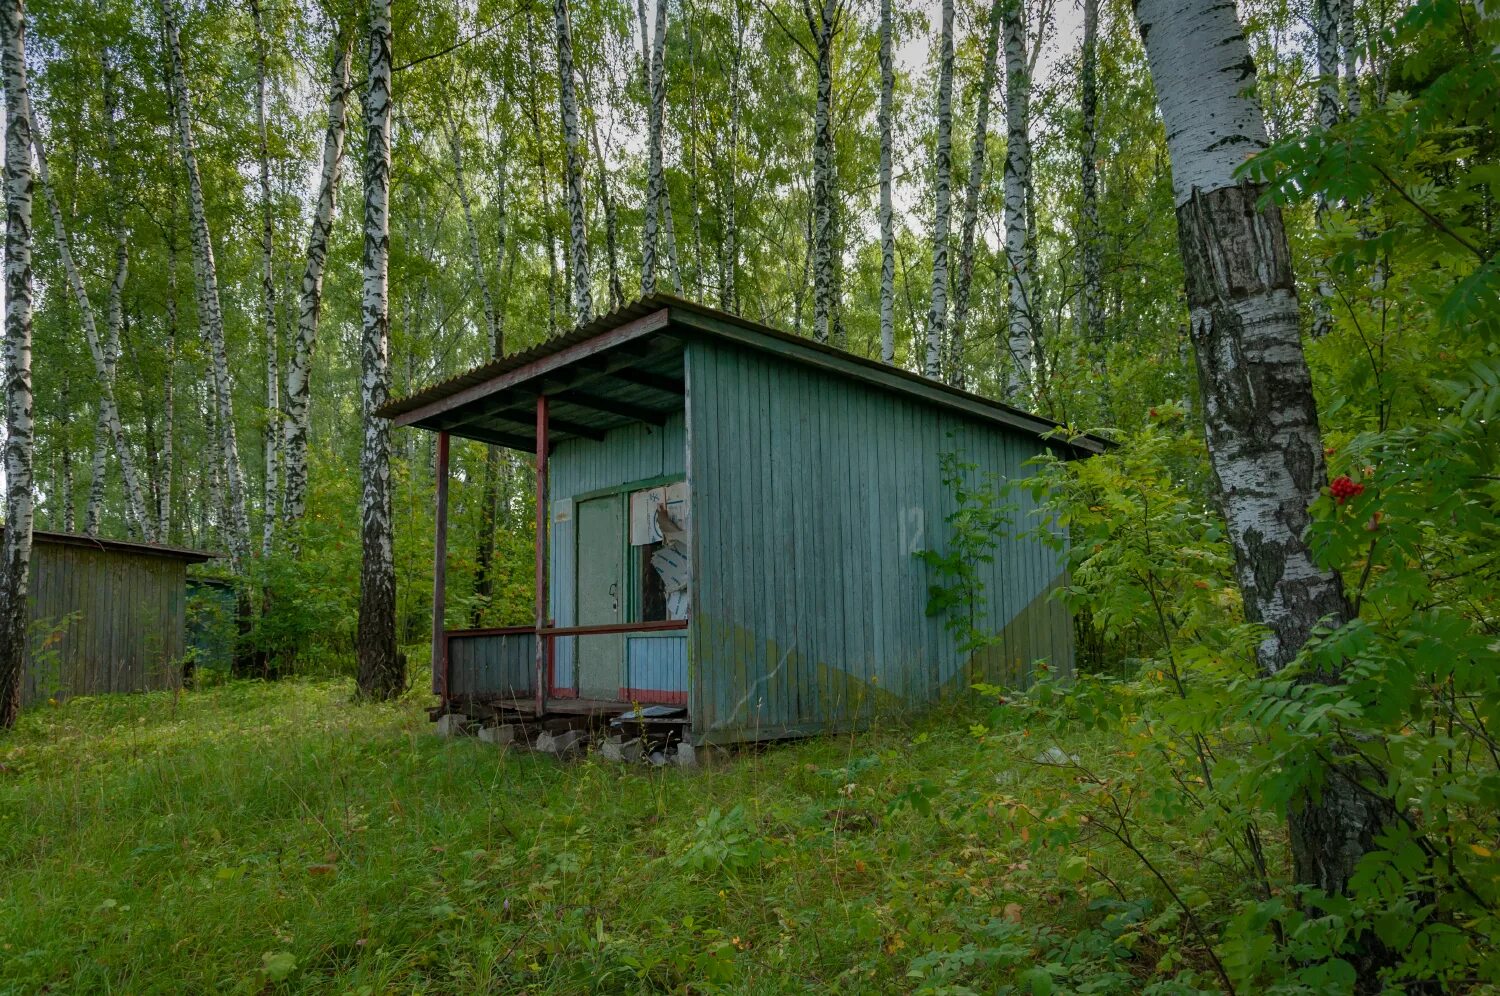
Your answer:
[686,340,1071,743]
[22,542,190,706]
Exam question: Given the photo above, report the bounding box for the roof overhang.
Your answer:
[26,530,219,563]
[378,295,1112,457]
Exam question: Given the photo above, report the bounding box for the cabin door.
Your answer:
[575,495,625,699]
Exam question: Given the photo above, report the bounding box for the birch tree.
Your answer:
[948,0,1003,388]
[1309,0,1340,337]
[1002,0,1033,401]
[1132,0,1392,936]
[877,0,895,364]
[250,0,279,556]
[356,0,401,700]
[1079,0,1102,352]
[30,109,154,542]
[281,37,351,533]
[803,0,841,343]
[553,0,592,325]
[0,0,34,729]
[446,111,501,347]
[925,0,955,379]
[638,0,672,296]
[161,0,251,573]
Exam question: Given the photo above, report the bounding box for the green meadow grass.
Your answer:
[0,680,1208,994]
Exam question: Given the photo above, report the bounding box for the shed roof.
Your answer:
[28,530,218,564]
[379,295,1110,457]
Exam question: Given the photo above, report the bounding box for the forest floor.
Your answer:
[0,678,1238,993]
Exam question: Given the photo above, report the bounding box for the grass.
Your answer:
[0,679,1229,994]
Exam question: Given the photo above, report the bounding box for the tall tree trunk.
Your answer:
[1079,0,1102,355]
[638,0,663,294]
[1341,0,1360,117]
[0,0,34,728]
[30,108,154,542]
[356,0,401,700]
[58,381,74,532]
[1309,0,1341,338]
[552,0,592,324]
[525,27,561,334]
[720,0,744,312]
[161,0,251,573]
[948,0,1002,388]
[447,116,501,346]
[472,135,509,627]
[804,0,838,343]
[161,240,176,541]
[251,0,279,557]
[925,0,955,378]
[878,0,895,363]
[1133,0,1393,958]
[1001,0,1033,401]
[281,38,351,534]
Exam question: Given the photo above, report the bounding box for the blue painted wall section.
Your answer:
[685,339,1072,744]
[548,412,686,692]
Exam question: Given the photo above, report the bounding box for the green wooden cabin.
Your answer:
[18,531,217,707]
[381,297,1106,745]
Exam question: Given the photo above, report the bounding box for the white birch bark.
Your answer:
[638,0,662,294]
[58,381,74,531]
[949,0,1003,387]
[878,0,895,364]
[447,115,501,347]
[1079,0,1103,353]
[251,0,279,557]
[925,0,955,379]
[553,0,592,324]
[804,0,839,343]
[281,39,350,532]
[1002,0,1034,401]
[161,245,176,540]
[1308,0,1341,338]
[30,107,154,542]
[718,0,744,312]
[161,0,251,572]
[1340,0,1360,118]
[1134,0,1391,917]
[0,0,34,727]
[356,0,400,698]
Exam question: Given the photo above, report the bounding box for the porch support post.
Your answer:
[534,395,549,714]
[432,431,451,703]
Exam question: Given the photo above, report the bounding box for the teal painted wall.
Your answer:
[685,339,1071,743]
[548,413,686,690]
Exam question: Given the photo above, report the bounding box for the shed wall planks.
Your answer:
[686,340,1072,743]
[21,541,191,706]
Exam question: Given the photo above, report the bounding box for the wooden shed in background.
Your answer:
[17,531,217,707]
[381,296,1108,745]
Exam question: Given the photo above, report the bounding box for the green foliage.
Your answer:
[917,448,1016,656]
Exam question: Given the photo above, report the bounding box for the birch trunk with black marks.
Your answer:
[472,138,509,626]
[31,108,154,542]
[251,0,279,557]
[58,381,74,531]
[1002,0,1033,401]
[1341,0,1360,118]
[804,0,838,343]
[448,117,500,346]
[1133,0,1394,943]
[948,0,1002,388]
[161,245,176,540]
[0,0,34,729]
[719,0,744,313]
[553,0,592,325]
[1309,0,1340,338]
[878,0,895,364]
[1079,0,1103,353]
[638,0,662,294]
[162,0,251,572]
[925,0,955,379]
[356,0,401,700]
[281,39,350,533]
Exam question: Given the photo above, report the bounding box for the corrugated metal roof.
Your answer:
[24,530,219,563]
[379,294,1111,454]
